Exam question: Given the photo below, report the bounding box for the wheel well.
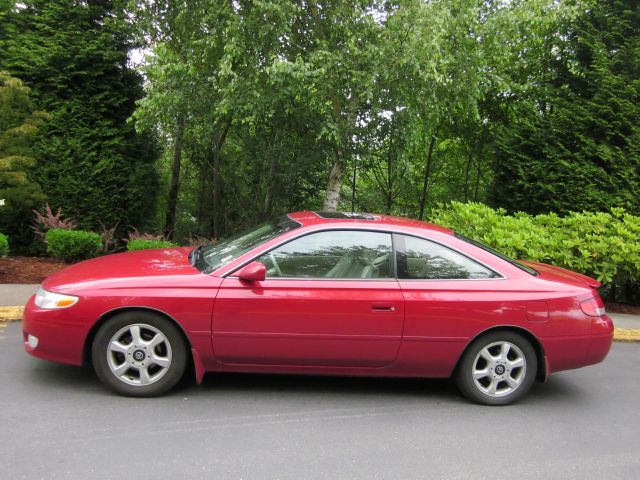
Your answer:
[454,326,547,382]
[83,307,193,366]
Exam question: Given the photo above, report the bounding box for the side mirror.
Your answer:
[236,261,266,282]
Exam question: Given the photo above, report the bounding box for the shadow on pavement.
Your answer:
[22,356,588,406]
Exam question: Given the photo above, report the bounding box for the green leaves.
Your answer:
[0,71,47,250]
[489,0,640,216]
[127,239,178,251]
[431,201,640,300]
[0,233,8,257]
[0,1,159,245]
[45,228,102,263]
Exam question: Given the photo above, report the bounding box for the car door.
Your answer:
[394,233,507,340]
[211,230,404,367]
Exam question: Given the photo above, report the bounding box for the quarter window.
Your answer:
[396,235,500,280]
[258,230,393,279]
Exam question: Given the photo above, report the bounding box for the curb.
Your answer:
[1,306,639,342]
[613,328,640,342]
[0,306,23,322]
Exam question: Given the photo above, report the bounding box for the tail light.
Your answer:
[580,297,606,317]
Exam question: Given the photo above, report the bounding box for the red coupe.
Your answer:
[23,211,613,405]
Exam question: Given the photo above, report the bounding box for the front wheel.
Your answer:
[455,331,537,406]
[91,311,188,397]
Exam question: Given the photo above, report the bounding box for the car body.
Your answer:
[23,211,613,405]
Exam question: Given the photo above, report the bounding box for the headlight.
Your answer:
[34,287,79,309]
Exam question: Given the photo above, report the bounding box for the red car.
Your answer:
[23,211,613,405]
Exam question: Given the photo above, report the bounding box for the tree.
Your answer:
[0,71,47,249]
[490,0,640,215]
[0,0,158,239]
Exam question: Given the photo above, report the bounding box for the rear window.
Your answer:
[455,234,538,276]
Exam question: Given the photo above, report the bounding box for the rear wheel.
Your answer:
[455,331,537,406]
[91,311,188,397]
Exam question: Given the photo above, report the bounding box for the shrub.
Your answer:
[32,203,77,239]
[0,233,9,257]
[430,202,640,303]
[99,222,120,254]
[46,228,103,263]
[127,227,167,242]
[127,239,178,251]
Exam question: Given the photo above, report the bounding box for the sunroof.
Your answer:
[315,211,378,220]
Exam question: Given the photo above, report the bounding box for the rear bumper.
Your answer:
[22,296,88,366]
[589,314,614,363]
[544,314,613,374]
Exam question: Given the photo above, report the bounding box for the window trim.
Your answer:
[392,233,505,281]
[225,228,395,280]
[223,227,505,281]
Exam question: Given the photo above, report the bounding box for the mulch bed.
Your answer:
[605,302,640,315]
[0,256,639,314]
[0,256,67,284]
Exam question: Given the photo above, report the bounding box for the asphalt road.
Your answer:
[1,321,639,480]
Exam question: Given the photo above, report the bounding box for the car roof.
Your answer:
[287,211,453,235]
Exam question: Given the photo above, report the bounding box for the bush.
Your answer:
[127,239,178,251]
[430,202,640,303]
[0,233,9,257]
[46,228,103,263]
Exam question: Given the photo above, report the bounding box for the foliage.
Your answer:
[126,227,176,250]
[31,203,77,239]
[185,234,217,247]
[0,0,159,243]
[2,0,639,271]
[431,202,640,302]
[45,228,103,263]
[127,239,178,251]
[0,71,47,251]
[0,233,9,257]
[99,222,120,254]
[489,0,640,215]
[127,227,171,242]
[132,0,582,241]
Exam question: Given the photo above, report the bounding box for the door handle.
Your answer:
[372,305,396,312]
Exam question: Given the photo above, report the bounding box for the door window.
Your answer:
[396,235,500,280]
[258,230,393,279]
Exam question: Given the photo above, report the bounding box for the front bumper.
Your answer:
[22,295,89,366]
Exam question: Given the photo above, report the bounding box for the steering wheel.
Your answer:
[269,253,283,276]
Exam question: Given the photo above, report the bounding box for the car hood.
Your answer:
[42,247,201,292]
[520,260,601,289]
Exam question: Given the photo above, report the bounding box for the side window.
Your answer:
[258,230,393,279]
[396,235,500,280]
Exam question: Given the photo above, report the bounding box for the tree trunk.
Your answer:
[323,148,345,211]
[350,157,357,213]
[386,154,393,214]
[164,114,185,239]
[463,151,473,202]
[211,147,221,239]
[262,153,278,219]
[473,156,482,200]
[418,134,436,220]
[210,119,232,239]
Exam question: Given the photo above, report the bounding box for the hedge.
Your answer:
[127,239,178,251]
[430,202,640,303]
[46,229,103,263]
[0,233,8,257]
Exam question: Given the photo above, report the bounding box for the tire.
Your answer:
[455,331,537,406]
[91,311,188,397]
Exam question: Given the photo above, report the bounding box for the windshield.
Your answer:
[195,215,301,273]
[455,233,538,276]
